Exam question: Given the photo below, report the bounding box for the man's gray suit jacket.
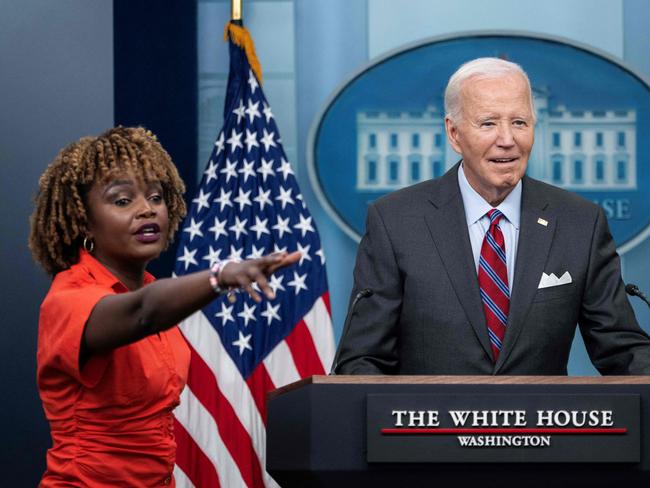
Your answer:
[335,164,650,375]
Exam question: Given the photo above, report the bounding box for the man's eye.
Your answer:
[513,120,527,127]
[481,121,495,127]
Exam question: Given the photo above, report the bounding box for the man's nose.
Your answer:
[496,123,515,147]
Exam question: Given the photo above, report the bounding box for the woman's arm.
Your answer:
[81,252,300,358]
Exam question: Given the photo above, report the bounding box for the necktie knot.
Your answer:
[487,209,504,227]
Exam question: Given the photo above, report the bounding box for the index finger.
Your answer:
[266,250,301,274]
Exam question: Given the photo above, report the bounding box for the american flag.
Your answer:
[172,24,335,487]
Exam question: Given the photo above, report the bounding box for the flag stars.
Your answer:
[234,188,252,211]
[269,274,285,294]
[247,69,259,94]
[204,160,218,183]
[294,214,315,237]
[254,188,272,210]
[208,216,228,240]
[226,128,243,152]
[216,302,235,326]
[296,193,305,208]
[183,218,204,242]
[288,271,308,295]
[232,331,253,355]
[228,245,244,261]
[220,159,238,183]
[192,189,211,213]
[214,132,225,154]
[245,99,261,124]
[250,216,270,239]
[232,99,245,124]
[261,301,281,325]
[273,243,288,254]
[262,103,273,123]
[229,216,248,240]
[296,242,312,266]
[316,247,326,265]
[244,129,259,153]
[278,158,294,180]
[272,215,292,238]
[202,245,222,267]
[247,244,265,260]
[258,158,276,182]
[275,186,294,209]
[237,302,257,327]
[214,189,233,212]
[177,246,198,270]
[260,129,277,152]
[238,159,256,182]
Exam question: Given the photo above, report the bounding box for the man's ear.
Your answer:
[445,116,462,155]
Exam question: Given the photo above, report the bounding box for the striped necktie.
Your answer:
[478,209,510,362]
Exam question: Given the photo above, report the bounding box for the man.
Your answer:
[334,57,650,375]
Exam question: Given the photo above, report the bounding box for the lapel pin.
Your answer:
[537,218,548,227]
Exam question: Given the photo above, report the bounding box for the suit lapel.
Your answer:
[424,166,493,360]
[494,177,556,373]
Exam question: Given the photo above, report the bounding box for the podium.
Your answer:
[267,376,650,487]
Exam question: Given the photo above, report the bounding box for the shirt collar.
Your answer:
[77,249,155,291]
[457,162,522,229]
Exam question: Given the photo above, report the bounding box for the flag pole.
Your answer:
[231,0,243,25]
[224,0,263,84]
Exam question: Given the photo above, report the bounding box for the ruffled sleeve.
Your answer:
[38,284,112,390]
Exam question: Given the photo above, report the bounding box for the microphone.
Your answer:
[625,283,650,308]
[330,288,374,374]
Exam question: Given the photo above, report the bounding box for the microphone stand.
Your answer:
[626,283,650,308]
[330,288,373,374]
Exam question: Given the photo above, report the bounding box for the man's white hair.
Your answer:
[444,57,536,123]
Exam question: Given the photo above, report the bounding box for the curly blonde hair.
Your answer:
[29,126,187,275]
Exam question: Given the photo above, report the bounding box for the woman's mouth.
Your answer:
[134,223,161,243]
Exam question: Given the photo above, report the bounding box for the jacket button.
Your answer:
[163,476,171,485]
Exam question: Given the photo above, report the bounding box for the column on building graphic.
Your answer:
[538,107,637,191]
[357,94,636,192]
[356,107,450,191]
[526,88,549,181]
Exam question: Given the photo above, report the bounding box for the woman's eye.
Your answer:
[114,198,130,207]
[149,194,163,203]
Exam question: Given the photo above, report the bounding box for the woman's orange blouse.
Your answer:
[37,250,190,487]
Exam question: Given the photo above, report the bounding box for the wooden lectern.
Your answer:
[267,376,650,487]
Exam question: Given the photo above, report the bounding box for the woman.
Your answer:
[29,126,299,486]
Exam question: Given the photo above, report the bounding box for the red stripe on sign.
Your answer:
[381,428,628,435]
[246,362,276,425]
[186,345,266,488]
[173,416,221,488]
[285,321,326,377]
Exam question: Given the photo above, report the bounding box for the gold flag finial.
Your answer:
[231,0,242,22]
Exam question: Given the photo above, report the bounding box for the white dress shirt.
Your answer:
[457,163,521,290]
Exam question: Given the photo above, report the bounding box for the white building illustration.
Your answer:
[356,90,637,192]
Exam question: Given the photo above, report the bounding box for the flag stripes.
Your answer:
[175,296,332,486]
[174,23,334,487]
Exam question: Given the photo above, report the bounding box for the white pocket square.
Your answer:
[538,271,572,289]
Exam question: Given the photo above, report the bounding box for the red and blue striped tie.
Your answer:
[478,209,510,362]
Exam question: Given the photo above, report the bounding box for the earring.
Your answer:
[83,237,95,253]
